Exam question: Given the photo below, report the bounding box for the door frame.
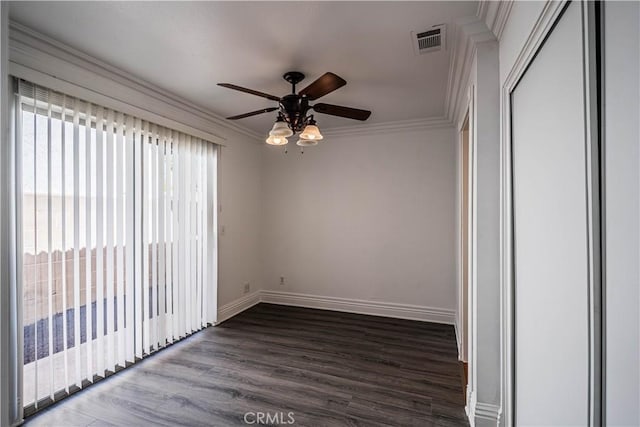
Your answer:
[457,84,475,412]
[457,109,471,365]
[499,0,604,425]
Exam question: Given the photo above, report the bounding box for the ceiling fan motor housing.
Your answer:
[282,71,305,87]
[280,94,311,132]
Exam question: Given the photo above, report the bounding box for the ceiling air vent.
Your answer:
[412,25,446,55]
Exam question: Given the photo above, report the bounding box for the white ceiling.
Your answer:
[9,1,477,134]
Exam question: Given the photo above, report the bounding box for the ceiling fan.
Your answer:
[218,71,371,146]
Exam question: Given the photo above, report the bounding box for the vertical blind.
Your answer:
[15,79,218,412]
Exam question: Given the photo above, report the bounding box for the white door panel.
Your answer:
[512,2,589,425]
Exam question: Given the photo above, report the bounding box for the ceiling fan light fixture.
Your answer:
[300,124,323,141]
[269,117,294,137]
[266,134,288,146]
[296,137,318,147]
[218,71,371,150]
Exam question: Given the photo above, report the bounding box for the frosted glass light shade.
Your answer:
[266,135,288,145]
[270,120,293,137]
[300,125,323,141]
[300,124,323,140]
[296,137,318,147]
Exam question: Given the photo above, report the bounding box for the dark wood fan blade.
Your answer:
[299,72,347,100]
[312,103,371,121]
[227,107,279,120]
[217,83,280,101]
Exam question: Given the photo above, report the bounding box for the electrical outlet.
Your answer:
[280,276,285,286]
[243,282,250,294]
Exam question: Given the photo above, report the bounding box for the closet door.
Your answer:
[511,2,593,424]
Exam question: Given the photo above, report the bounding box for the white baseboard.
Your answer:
[454,319,462,360]
[466,389,475,421]
[215,290,457,326]
[260,290,456,324]
[215,291,261,324]
[467,396,501,427]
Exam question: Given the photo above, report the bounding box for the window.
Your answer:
[15,80,218,414]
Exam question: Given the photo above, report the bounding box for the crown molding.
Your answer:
[478,0,514,41]
[476,0,489,24]
[320,116,453,139]
[492,1,514,41]
[7,20,464,146]
[444,18,478,123]
[8,21,262,143]
[444,1,513,124]
[443,11,497,124]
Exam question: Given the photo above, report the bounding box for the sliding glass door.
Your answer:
[15,79,218,414]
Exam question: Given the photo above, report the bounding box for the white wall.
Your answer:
[448,9,503,421]
[217,135,263,307]
[261,126,457,312]
[603,2,640,425]
[472,40,501,422]
[455,38,502,426]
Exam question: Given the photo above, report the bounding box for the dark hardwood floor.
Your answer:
[24,303,468,426]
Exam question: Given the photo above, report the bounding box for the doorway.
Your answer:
[13,79,219,417]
